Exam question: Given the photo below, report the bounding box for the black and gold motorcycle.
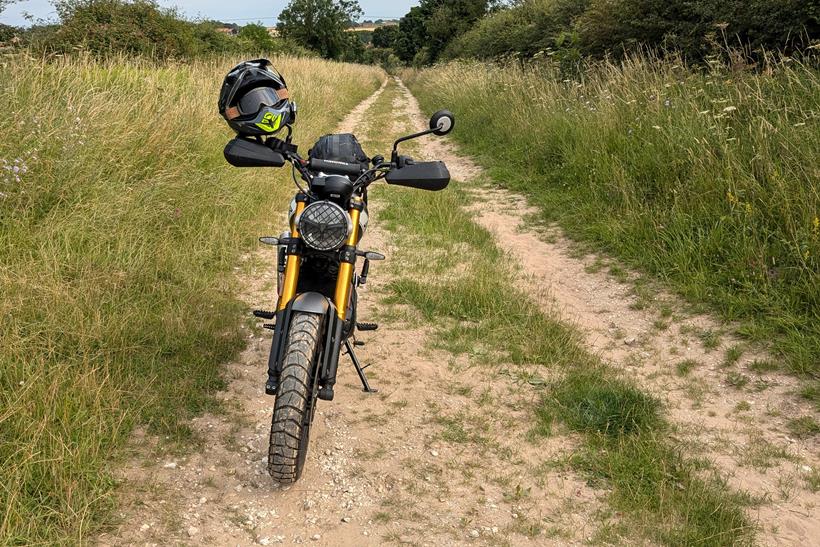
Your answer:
[223,110,455,483]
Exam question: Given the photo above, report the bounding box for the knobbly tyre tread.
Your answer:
[267,312,322,483]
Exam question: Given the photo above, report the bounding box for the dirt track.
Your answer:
[100,79,819,546]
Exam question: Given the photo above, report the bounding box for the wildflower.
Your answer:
[664,99,671,108]
[813,217,819,235]
[745,203,753,214]
[723,106,737,113]
[727,191,739,205]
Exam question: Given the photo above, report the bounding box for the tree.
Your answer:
[0,0,16,14]
[50,0,199,58]
[277,0,363,59]
[371,24,399,48]
[238,22,277,51]
[393,0,494,65]
[0,1,16,42]
[424,0,491,60]
[393,6,428,63]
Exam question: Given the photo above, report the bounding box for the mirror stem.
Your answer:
[392,128,436,154]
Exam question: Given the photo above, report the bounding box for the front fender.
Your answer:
[291,292,331,316]
[266,292,334,396]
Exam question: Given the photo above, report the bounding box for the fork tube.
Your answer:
[277,195,307,311]
[334,196,363,320]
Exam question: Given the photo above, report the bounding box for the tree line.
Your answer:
[1,0,817,65]
[280,0,818,66]
[0,0,314,59]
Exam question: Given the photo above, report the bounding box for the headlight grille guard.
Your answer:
[297,201,352,252]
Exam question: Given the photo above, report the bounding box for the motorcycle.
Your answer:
[223,109,455,483]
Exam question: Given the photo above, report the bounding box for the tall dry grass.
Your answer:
[406,54,820,385]
[0,52,383,543]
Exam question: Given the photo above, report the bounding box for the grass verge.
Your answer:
[359,78,754,544]
[403,54,820,399]
[0,52,383,543]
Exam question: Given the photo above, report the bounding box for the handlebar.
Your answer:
[307,158,364,177]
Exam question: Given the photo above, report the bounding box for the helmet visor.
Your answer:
[238,86,286,116]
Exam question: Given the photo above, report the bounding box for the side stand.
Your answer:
[344,339,378,393]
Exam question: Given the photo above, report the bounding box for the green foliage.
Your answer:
[577,0,819,59]
[394,0,492,65]
[446,0,586,57]
[406,54,820,376]
[786,416,820,439]
[360,46,402,72]
[445,0,819,63]
[424,0,491,61]
[371,24,399,48]
[238,22,277,52]
[15,1,309,59]
[546,370,663,436]
[0,22,16,41]
[277,0,363,59]
[393,6,426,64]
[49,0,199,58]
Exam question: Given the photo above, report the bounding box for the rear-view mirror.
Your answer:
[429,110,455,136]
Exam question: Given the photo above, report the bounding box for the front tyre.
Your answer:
[268,312,322,483]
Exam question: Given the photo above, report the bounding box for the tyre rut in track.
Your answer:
[393,78,820,545]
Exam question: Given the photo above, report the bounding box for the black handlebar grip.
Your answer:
[308,158,363,177]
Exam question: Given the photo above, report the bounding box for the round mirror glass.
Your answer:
[429,110,455,136]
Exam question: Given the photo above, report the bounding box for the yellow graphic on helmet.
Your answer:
[256,112,283,133]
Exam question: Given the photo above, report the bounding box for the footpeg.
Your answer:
[356,322,378,331]
[254,310,276,320]
[263,323,276,331]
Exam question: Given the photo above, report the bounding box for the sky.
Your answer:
[0,0,420,27]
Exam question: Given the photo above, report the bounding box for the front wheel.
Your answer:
[268,312,322,483]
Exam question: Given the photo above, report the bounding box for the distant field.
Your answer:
[0,53,383,543]
[406,55,820,395]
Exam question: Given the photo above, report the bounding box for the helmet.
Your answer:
[218,58,297,137]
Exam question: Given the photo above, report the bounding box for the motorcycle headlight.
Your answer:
[298,201,352,251]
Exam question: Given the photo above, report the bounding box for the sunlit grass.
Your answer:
[405,53,820,396]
